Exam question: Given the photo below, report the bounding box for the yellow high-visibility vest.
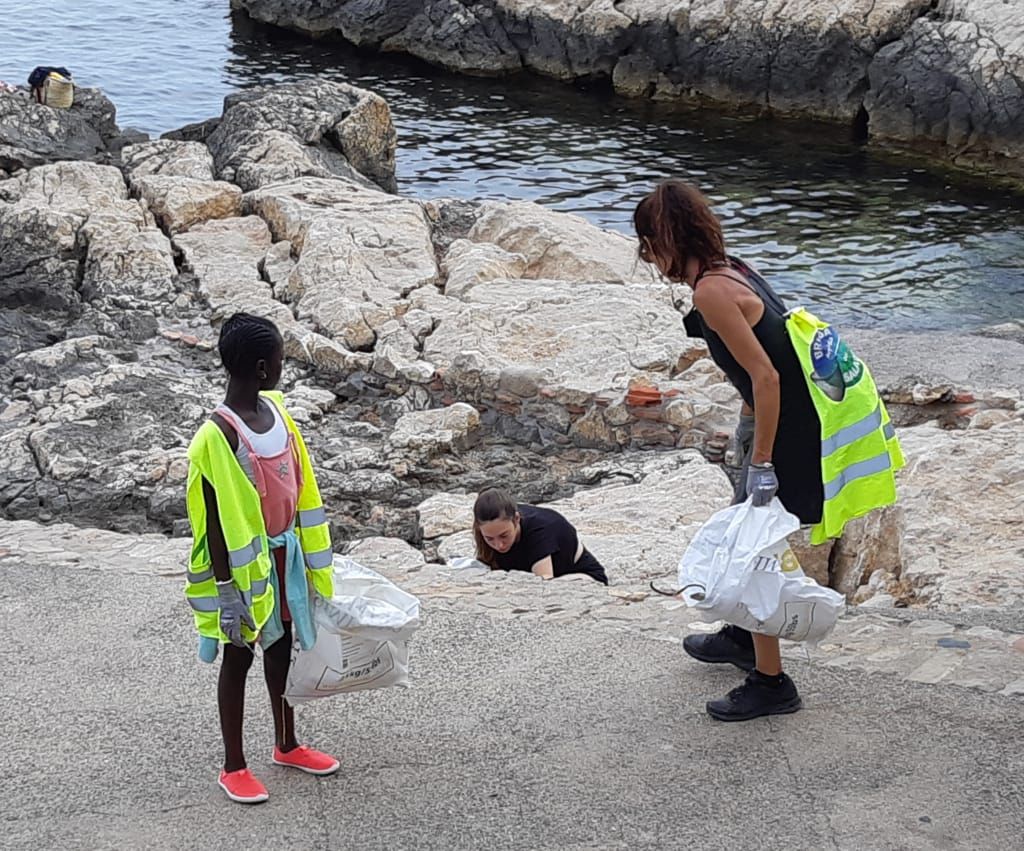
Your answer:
[184,391,334,642]
[786,309,904,544]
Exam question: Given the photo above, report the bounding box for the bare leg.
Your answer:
[263,621,299,752]
[752,633,782,676]
[219,642,254,772]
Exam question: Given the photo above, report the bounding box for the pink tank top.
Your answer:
[215,399,302,537]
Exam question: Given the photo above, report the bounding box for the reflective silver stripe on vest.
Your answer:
[187,568,214,584]
[883,422,896,441]
[821,405,883,457]
[228,536,262,568]
[298,506,327,527]
[823,452,893,501]
[305,547,334,569]
[188,596,220,613]
[240,576,270,608]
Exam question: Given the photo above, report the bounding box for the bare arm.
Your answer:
[530,556,555,580]
[204,415,239,583]
[694,281,780,464]
[202,477,232,583]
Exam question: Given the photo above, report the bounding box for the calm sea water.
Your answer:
[2,0,1023,329]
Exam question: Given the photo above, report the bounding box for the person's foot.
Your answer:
[682,624,756,671]
[218,768,269,804]
[706,670,803,722]
[272,745,340,776]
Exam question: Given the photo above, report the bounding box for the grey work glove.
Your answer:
[746,462,779,507]
[217,581,256,647]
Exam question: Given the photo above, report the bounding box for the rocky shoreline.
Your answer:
[230,0,1024,183]
[1,80,1022,620]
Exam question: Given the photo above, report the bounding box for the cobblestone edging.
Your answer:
[3,519,1022,698]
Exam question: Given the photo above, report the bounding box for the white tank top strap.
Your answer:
[215,398,288,457]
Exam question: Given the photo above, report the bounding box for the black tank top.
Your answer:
[684,256,823,524]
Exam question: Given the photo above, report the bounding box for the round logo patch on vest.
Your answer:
[810,327,864,400]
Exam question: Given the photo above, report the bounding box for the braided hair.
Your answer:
[217,313,283,378]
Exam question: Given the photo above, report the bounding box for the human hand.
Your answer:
[216,581,256,647]
[746,462,778,507]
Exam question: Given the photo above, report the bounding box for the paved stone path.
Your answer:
[3,519,1022,698]
[3,517,1024,850]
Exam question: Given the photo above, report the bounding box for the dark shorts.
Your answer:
[570,549,609,586]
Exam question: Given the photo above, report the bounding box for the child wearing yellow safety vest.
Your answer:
[184,313,337,804]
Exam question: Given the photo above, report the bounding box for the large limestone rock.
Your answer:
[468,200,658,284]
[245,177,438,364]
[442,238,528,300]
[344,536,427,574]
[203,80,397,192]
[121,140,216,181]
[0,346,219,532]
[172,215,370,374]
[865,0,1024,176]
[0,87,127,172]
[438,455,734,584]
[390,403,481,455]
[123,139,241,235]
[412,198,726,452]
[416,491,477,539]
[422,277,694,397]
[132,176,243,235]
[420,275,730,448]
[173,215,275,313]
[838,420,1024,611]
[0,161,175,316]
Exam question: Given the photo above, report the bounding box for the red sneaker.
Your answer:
[218,768,269,804]
[272,745,340,776]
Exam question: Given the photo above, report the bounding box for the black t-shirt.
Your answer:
[493,505,606,584]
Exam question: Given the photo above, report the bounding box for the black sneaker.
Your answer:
[682,625,756,671]
[706,670,803,722]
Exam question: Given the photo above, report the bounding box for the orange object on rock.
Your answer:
[626,386,663,407]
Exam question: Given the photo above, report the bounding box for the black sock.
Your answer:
[752,669,787,687]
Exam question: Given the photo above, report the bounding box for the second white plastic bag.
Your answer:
[678,499,844,643]
[284,558,421,705]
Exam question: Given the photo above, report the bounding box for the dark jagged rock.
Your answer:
[0,87,126,171]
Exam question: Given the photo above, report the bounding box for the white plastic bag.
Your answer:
[284,558,421,705]
[678,499,845,643]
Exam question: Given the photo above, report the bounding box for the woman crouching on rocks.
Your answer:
[472,487,609,585]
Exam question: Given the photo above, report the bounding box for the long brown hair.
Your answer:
[473,487,518,568]
[633,180,726,281]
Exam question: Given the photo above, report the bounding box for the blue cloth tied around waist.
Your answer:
[198,527,318,663]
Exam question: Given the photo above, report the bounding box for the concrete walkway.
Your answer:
[2,524,1023,850]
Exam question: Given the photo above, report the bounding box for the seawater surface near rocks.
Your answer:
[232,0,1024,181]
